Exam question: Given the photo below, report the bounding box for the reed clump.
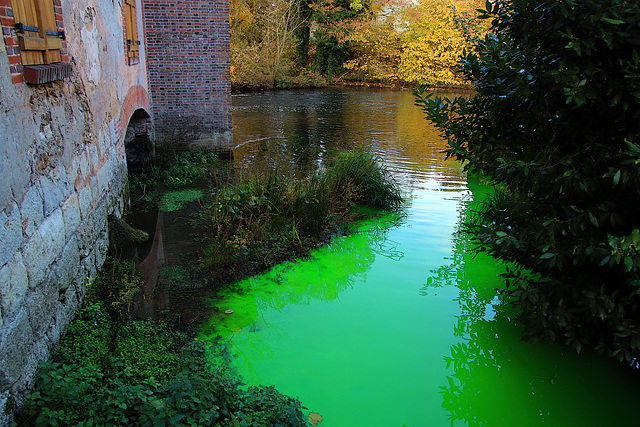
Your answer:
[202,150,403,276]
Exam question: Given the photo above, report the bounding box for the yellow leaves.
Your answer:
[350,0,364,11]
[392,0,484,86]
[309,412,323,425]
[337,0,485,85]
[230,0,254,33]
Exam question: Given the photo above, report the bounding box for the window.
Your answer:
[12,0,63,65]
[123,0,140,65]
[4,0,71,84]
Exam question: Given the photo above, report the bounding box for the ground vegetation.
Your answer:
[201,150,403,283]
[16,262,307,426]
[17,148,404,425]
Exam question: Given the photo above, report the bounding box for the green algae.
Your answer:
[198,186,640,427]
[158,189,203,212]
[199,212,404,341]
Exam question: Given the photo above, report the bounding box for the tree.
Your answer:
[398,0,484,86]
[415,0,640,363]
[230,0,309,88]
[310,0,371,76]
[341,0,403,82]
[294,0,313,68]
[340,0,487,85]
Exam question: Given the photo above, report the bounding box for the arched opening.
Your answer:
[125,108,154,168]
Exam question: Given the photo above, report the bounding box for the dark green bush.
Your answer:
[416,0,640,362]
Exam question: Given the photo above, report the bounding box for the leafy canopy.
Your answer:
[415,0,640,363]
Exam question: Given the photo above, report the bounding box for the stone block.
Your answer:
[89,141,100,171]
[18,335,51,400]
[61,193,81,240]
[80,253,97,283]
[94,229,109,270]
[0,203,22,268]
[0,114,32,214]
[0,390,12,427]
[0,309,34,388]
[48,284,80,345]
[77,183,93,223]
[98,128,111,158]
[25,280,58,339]
[19,182,44,238]
[0,253,28,320]
[77,192,107,258]
[74,270,90,301]
[50,235,80,291]
[40,165,71,217]
[78,150,92,182]
[96,159,112,197]
[23,208,65,286]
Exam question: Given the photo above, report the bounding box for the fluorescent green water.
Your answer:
[199,88,640,426]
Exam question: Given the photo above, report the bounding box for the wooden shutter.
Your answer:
[12,0,62,65]
[124,0,139,60]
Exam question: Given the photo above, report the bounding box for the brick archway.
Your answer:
[118,84,152,143]
[119,85,154,166]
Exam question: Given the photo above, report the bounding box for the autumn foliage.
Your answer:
[229,0,489,88]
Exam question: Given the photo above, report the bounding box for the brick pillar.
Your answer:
[144,0,232,151]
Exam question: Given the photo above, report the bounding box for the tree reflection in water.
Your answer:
[423,178,640,427]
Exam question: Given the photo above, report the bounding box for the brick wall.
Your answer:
[144,0,232,151]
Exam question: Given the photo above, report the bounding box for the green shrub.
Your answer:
[202,150,403,272]
[416,0,640,361]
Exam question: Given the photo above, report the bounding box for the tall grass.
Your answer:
[326,150,403,209]
[202,150,403,273]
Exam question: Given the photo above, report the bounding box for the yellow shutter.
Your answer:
[12,0,62,65]
[125,0,139,59]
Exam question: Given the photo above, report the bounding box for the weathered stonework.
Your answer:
[0,0,231,422]
[0,0,152,425]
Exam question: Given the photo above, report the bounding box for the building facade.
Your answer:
[0,0,231,423]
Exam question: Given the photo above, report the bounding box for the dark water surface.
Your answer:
[199,88,640,426]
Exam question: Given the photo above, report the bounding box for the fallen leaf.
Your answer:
[309,412,323,425]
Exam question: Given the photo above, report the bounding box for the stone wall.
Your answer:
[0,0,151,424]
[144,0,233,150]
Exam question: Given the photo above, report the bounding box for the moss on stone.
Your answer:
[108,214,149,253]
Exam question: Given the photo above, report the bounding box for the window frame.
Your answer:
[2,0,70,84]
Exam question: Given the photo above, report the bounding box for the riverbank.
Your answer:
[15,147,404,425]
[231,76,473,94]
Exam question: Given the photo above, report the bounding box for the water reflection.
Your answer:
[201,88,640,426]
[199,212,405,340]
[424,178,640,427]
[232,87,468,190]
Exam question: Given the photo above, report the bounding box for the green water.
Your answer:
[199,88,640,426]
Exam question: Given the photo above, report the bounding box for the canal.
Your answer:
[199,87,640,426]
